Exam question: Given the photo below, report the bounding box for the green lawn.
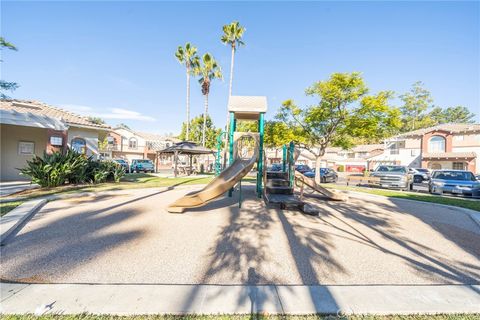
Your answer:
[1,174,215,204]
[0,201,24,216]
[325,184,480,212]
[1,314,479,320]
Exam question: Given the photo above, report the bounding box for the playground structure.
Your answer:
[167,96,347,213]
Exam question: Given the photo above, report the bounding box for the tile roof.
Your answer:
[423,152,476,159]
[0,99,111,130]
[394,123,480,138]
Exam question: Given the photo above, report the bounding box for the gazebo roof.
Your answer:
[157,141,214,155]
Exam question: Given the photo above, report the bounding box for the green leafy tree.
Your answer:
[88,116,106,125]
[179,114,220,149]
[277,72,401,183]
[428,106,476,124]
[0,37,19,99]
[175,43,200,140]
[116,123,131,130]
[195,53,222,147]
[399,81,434,132]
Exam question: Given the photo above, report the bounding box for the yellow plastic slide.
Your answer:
[167,155,257,213]
[295,171,348,201]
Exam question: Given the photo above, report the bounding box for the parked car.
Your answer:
[113,159,129,173]
[370,165,413,190]
[429,170,480,197]
[304,168,337,182]
[476,174,480,181]
[412,168,431,183]
[295,164,312,174]
[318,168,338,183]
[267,163,283,172]
[130,159,155,173]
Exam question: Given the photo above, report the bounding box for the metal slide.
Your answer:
[295,171,348,201]
[167,155,257,213]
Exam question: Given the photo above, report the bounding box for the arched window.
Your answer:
[129,138,138,149]
[71,137,86,154]
[428,136,446,153]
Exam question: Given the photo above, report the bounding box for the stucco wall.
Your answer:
[1,124,48,181]
[67,127,100,158]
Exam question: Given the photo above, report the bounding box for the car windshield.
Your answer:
[137,160,152,164]
[320,168,327,173]
[432,171,475,181]
[376,166,406,173]
[415,169,428,173]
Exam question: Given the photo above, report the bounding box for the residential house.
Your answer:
[319,144,384,172]
[367,123,480,173]
[265,144,383,172]
[102,127,179,171]
[0,99,110,181]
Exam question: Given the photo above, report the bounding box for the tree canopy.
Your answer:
[178,114,221,149]
[0,37,19,99]
[277,72,402,182]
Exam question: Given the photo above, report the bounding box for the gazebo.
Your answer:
[157,141,214,177]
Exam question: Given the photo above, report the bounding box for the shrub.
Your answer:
[19,149,124,188]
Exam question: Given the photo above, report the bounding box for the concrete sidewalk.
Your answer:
[0,181,38,197]
[1,283,480,315]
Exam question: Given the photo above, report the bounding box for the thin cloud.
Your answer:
[60,104,156,122]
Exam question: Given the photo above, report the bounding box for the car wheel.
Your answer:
[321,177,326,183]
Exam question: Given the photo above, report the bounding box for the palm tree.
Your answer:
[196,53,222,146]
[175,43,199,141]
[221,21,245,165]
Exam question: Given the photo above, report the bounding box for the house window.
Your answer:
[390,149,399,155]
[129,138,138,149]
[50,136,63,146]
[429,162,442,170]
[452,162,466,170]
[71,137,86,154]
[428,136,446,153]
[411,149,418,156]
[18,141,35,155]
[453,135,464,142]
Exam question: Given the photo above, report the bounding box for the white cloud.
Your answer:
[60,104,156,122]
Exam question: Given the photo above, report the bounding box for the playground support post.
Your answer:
[282,144,287,172]
[228,112,236,197]
[256,112,265,197]
[289,141,295,187]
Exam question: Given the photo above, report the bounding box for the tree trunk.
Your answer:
[222,45,236,167]
[202,93,209,147]
[186,66,191,141]
[315,156,322,184]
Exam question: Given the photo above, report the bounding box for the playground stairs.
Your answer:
[265,171,305,211]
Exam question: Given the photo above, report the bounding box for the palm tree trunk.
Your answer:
[202,93,209,147]
[223,45,236,167]
[228,45,235,97]
[186,66,191,141]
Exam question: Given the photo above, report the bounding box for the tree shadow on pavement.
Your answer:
[0,180,200,283]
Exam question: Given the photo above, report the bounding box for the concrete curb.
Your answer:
[0,199,47,244]
[340,189,480,229]
[1,283,479,315]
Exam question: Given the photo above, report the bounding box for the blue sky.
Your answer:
[2,1,479,135]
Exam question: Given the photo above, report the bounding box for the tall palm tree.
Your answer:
[196,53,222,146]
[175,43,199,141]
[221,21,245,165]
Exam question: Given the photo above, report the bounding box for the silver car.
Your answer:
[370,165,414,190]
[429,170,480,197]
